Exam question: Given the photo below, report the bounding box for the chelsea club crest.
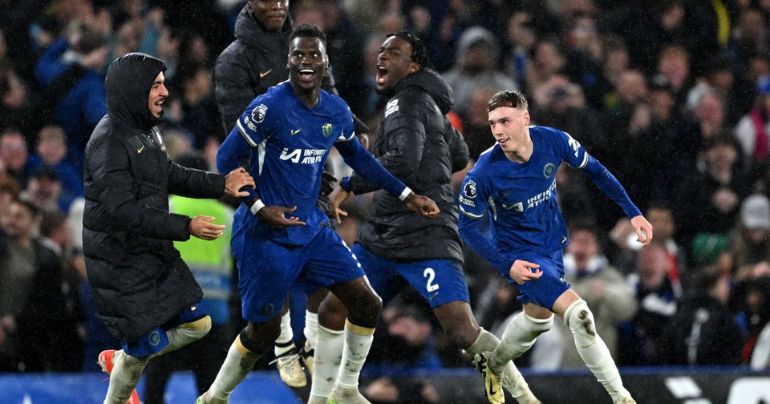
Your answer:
[543,163,555,178]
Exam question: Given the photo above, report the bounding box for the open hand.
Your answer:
[189,216,225,240]
[404,193,440,217]
[509,260,543,284]
[329,186,351,224]
[257,205,306,228]
[224,167,255,198]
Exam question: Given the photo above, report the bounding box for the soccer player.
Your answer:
[458,90,652,404]
[197,24,439,404]
[318,32,538,404]
[214,1,369,385]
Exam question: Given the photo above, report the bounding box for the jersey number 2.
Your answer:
[424,267,440,292]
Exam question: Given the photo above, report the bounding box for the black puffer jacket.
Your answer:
[83,53,225,342]
[213,7,358,135]
[348,69,469,263]
[214,8,292,133]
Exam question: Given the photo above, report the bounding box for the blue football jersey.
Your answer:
[459,125,588,255]
[233,82,356,245]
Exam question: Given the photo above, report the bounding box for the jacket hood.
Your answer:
[456,26,498,64]
[234,6,292,50]
[105,52,166,131]
[394,69,454,114]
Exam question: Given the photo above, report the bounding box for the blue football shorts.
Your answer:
[502,249,571,310]
[122,303,207,359]
[352,243,470,308]
[235,226,365,323]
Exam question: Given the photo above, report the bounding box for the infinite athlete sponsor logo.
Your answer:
[280,148,325,164]
[525,180,556,209]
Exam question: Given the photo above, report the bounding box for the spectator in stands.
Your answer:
[740,276,770,368]
[460,86,498,162]
[315,0,367,117]
[177,63,220,148]
[554,221,637,369]
[526,37,566,98]
[734,78,770,168]
[530,74,606,160]
[502,10,536,92]
[443,26,517,117]
[725,194,770,282]
[0,198,72,371]
[368,304,443,372]
[620,243,679,365]
[0,128,33,187]
[28,125,83,207]
[39,210,84,371]
[23,167,65,213]
[0,67,41,138]
[659,269,742,365]
[34,25,109,169]
[675,134,751,266]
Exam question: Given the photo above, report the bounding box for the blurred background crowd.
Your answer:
[1,0,770,393]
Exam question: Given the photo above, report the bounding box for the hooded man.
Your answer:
[83,52,254,404]
[323,31,539,404]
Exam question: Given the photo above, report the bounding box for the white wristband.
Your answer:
[250,199,265,215]
[398,187,413,202]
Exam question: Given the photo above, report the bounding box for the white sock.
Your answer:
[467,328,534,399]
[207,335,260,401]
[104,350,148,404]
[490,311,553,374]
[336,320,375,388]
[565,300,629,402]
[275,311,295,356]
[304,310,319,349]
[309,324,345,400]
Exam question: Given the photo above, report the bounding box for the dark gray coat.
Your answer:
[83,53,225,342]
[348,69,469,263]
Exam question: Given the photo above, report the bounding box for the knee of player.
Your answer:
[526,312,554,332]
[183,315,212,339]
[349,293,382,324]
[564,300,596,339]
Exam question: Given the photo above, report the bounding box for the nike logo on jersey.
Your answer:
[260,69,272,78]
[137,145,144,154]
[290,129,301,135]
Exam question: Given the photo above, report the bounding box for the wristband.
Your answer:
[250,199,265,215]
[398,187,413,201]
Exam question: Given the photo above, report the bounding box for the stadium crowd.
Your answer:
[1,0,770,393]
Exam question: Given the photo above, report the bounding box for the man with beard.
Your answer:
[83,52,255,404]
[322,31,539,404]
[199,25,439,404]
